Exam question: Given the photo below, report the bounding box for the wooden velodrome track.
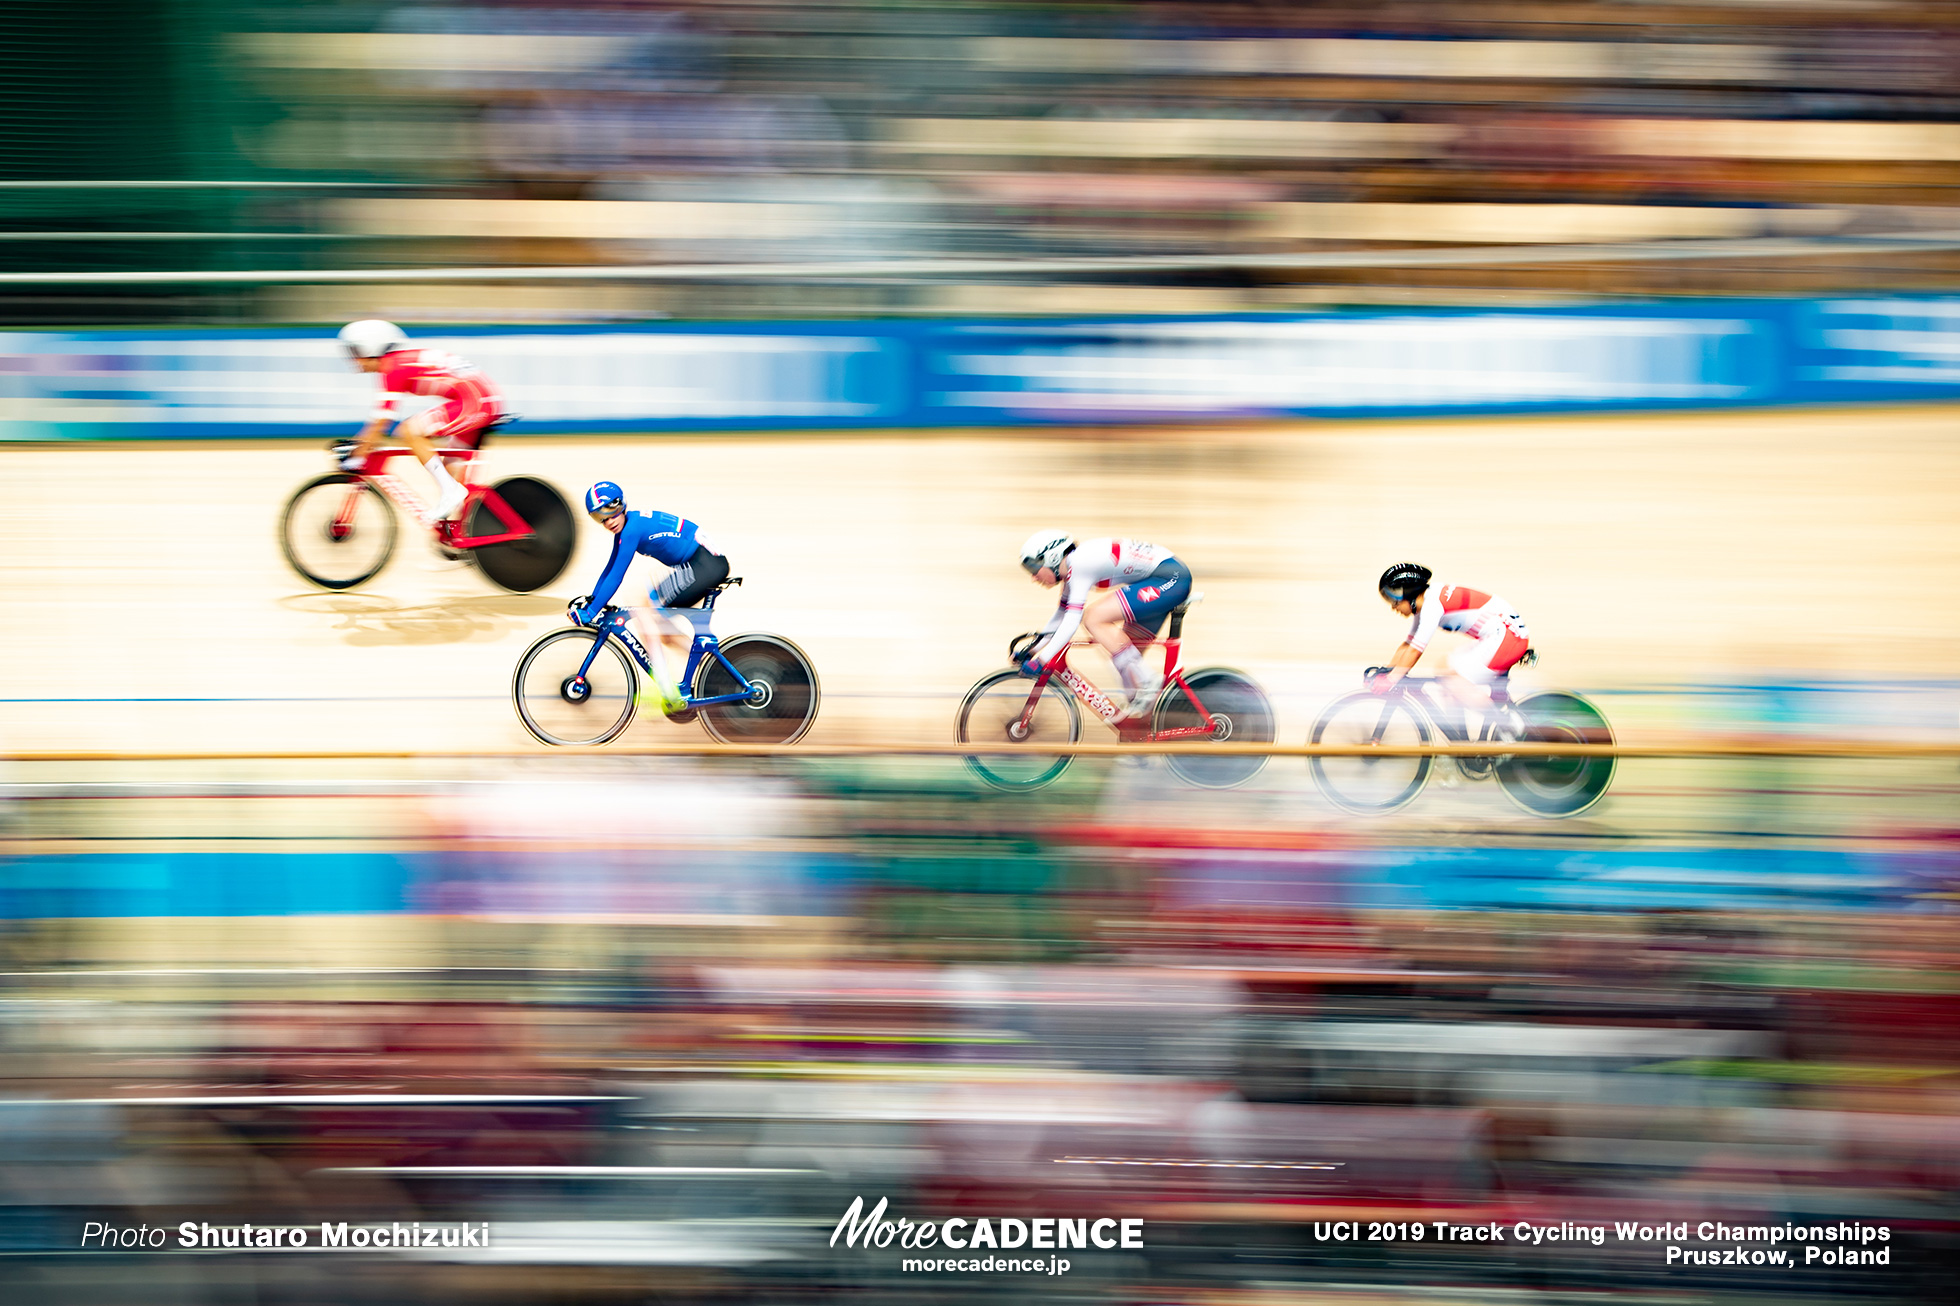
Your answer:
[4,404,1957,757]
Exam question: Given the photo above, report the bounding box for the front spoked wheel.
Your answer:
[956,670,1081,790]
[1309,692,1434,813]
[280,474,396,590]
[1155,667,1274,789]
[694,633,820,744]
[1498,691,1616,817]
[471,476,575,593]
[512,628,638,746]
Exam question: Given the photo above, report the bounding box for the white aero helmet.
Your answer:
[1019,528,1074,576]
[337,319,409,359]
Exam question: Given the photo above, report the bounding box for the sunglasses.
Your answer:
[590,504,626,524]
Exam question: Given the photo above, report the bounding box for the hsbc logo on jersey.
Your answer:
[1138,586,1161,602]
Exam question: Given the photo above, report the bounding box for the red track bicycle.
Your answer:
[956,596,1274,790]
[279,443,574,593]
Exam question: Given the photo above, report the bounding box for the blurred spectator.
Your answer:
[15,0,1960,321]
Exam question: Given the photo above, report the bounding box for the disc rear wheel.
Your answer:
[471,476,575,593]
[693,634,820,744]
[1498,692,1616,817]
[1155,667,1274,789]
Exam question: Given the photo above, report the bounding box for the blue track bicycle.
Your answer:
[511,578,819,746]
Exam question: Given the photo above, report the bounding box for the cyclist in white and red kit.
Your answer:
[1018,530,1192,719]
[336,319,507,520]
[1372,562,1531,708]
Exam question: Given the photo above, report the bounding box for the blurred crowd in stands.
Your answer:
[1,757,1954,1300]
[10,0,1960,320]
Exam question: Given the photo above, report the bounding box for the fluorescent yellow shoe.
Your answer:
[637,677,690,718]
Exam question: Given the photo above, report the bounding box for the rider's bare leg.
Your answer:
[627,600,691,707]
[1085,594,1158,713]
[1443,627,1512,719]
[1424,655,1508,754]
[392,412,468,518]
[1081,594,1130,656]
[1439,672,1492,710]
[1083,595,1134,667]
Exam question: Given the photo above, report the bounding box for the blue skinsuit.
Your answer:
[574,510,701,624]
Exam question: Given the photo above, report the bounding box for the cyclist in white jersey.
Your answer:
[1373,562,1532,710]
[1018,531,1193,720]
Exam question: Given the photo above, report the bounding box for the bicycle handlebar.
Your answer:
[567,601,624,629]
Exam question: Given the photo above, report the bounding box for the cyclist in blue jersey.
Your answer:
[569,481,731,716]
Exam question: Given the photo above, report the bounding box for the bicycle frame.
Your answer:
[1375,676,1521,747]
[339,446,532,548]
[568,586,759,710]
[1020,605,1220,740]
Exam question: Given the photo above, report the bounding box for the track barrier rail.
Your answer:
[9,739,1960,763]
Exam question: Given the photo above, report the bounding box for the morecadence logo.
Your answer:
[830,1196,1142,1274]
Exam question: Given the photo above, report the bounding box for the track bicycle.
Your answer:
[511,578,819,747]
[956,596,1274,790]
[280,441,575,593]
[1308,668,1615,817]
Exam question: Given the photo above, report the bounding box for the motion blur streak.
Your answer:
[10,0,1960,324]
[3,2,1958,1303]
[0,745,1956,1301]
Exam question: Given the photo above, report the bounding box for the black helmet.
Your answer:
[1379,562,1432,602]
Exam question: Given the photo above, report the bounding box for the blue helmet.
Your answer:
[584,481,625,518]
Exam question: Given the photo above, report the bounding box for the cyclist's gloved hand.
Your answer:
[567,594,593,625]
[330,439,365,473]
[1018,656,1044,679]
[1368,673,1395,697]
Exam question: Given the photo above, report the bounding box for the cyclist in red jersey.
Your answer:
[1372,562,1531,710]
[336,320,506,520]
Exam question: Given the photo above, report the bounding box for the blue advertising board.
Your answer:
[4,296,1960,440]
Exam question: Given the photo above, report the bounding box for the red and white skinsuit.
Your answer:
[371,348,505,449]
[1405,582,1531,683]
